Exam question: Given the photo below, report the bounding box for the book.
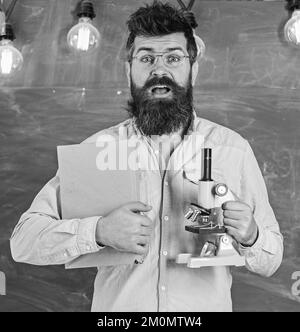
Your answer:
[57,142,143,268]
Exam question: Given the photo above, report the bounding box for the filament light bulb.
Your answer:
[284,10,300,47]
[67,17,100,53]
[67,1,100,54]
[1,47,13,74]
[0,21,23,77]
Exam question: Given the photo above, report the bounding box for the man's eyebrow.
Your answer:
[135,46,185,54]
[165,47,185,52]
[135,47,154,54]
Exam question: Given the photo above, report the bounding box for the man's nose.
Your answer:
[150,57,169,77]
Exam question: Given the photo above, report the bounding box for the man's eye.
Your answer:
[140,55,154,64]
[166,55,181,63]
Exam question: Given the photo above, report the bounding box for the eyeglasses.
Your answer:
[130,51,190,68]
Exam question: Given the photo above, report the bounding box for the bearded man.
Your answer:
[10,1,283,312]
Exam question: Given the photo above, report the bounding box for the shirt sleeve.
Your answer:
[237,141,284,277]
[10,173,103,265]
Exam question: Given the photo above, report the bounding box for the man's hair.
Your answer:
[126,0,198,64]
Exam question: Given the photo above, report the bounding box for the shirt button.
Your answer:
[63,252,68,257]
[164,215,169,221]
[165,181,169,186]
[163,251,168,256]
[86,245,91,251]
[161,285,166,291]
[154,150,159,155]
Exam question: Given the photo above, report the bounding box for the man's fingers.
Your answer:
[223,218,240,228]
[223,210,244,220]
[136,235,150,245]
[222,200,249,211]
[125,201,152,213]
[140,216,153,227]
[225,225,240,241]
[140,225,153,236]
[133,243,149,255]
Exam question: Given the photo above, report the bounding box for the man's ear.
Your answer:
[191,60,199,87]
[125,61,131,88]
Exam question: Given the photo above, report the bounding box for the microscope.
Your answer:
[176,148,245,268]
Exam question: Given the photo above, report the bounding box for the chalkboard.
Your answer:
[0,0,300,311]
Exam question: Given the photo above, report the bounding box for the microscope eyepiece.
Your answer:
[202,148,212,181]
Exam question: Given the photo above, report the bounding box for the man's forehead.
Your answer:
[133,32,187,53]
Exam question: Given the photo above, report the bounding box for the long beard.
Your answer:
[126,75,194,136]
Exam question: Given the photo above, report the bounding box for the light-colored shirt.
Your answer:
[10,113,283,312]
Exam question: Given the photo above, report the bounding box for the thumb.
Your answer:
[221,189,242,210]
[124,201,152,213]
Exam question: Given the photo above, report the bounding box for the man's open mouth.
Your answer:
[149,85,172,97]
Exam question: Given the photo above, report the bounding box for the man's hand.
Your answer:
[222,200,258,247]
[96,202,153,255]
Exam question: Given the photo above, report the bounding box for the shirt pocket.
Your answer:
[182,168,201,205]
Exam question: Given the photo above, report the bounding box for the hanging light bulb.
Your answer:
[67,1,100,54]
[0,11,23,77]
[284,0,300,47]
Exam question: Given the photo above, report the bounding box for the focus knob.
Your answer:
[214,183,228,197]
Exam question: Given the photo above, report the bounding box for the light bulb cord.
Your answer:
[177,0,195,12]
[286,0,300,12]
[6,0,18,21]
[177,0,198,29]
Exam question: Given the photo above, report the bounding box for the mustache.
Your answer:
[140,76,185,93]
